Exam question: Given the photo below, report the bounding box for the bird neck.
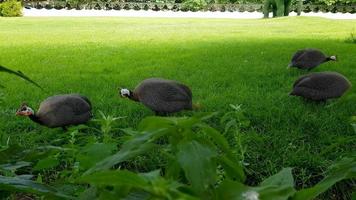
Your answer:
[28,113,43,125]
[128,91,139,102]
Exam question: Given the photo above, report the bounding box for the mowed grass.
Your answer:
[0,17,355,197]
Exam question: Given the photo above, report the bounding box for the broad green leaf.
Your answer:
[256,185,296,200]
[123,191,151,200]
[177,140,217,194]
[0,175,73,199]
[0,144,24,163]
[293,157,356,200]
[36,145,72,151]
[140,170,161,182]
[201,123,245,182]
[165,158,182,180]
[79,170,149,188]
[138,113,216,132]
[217,180,253,200]
[138,116,177,131]
[200,124,230,153]
[217,179,295,200]
[84,129,166,175]
[200,123,240,161]
[256,168,296,200]
[261,168,294,187]
[217,169,296,200]
[84,142,154,175]
[77,143,116,170]
[33,156,60,171]
[218,155,245,182]
[0,161,31,171]
[0,65,42,89]
[79,186,98,200]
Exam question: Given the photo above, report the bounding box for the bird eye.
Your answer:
[21,107,27,111]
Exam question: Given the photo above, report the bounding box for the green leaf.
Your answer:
[217,180,252,200]
[256,185,296,200]
[138,113,216,132]
[177,140,217,194]
[0,144,24,164]
[352,123,356,134]
[84,129,166,175]
[200,123,245,182]
[218,155,245,182]
[217,169,296,200]
[0,175,73,199]
[217,179,295,200]
[33,156,60,171]
[293,157,356,200]
[261,168,294,188]
[77,143,116,170]
[0,65,42,90]
[200,124,231,153]
[0,161,31,171]
[79,170,149,188]
[138,116,177,132]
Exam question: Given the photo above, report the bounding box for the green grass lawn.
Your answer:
[0,17,355,198]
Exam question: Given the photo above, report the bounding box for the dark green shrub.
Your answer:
[0,0,22,17]
[182,0,207,11]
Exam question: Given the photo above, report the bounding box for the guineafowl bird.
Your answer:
[290,72,351,101]
[119,78,193,115]
[16,94,92,130]
[288,49,336,70]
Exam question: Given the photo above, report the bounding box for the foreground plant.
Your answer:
[0,65,42,89]
[0,113,355,199]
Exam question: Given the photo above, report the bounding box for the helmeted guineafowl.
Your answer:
[288,49,336,70]
[290,72,351,101]
[16,94,92,130]
[119,78,193,115]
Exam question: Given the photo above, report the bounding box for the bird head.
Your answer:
[287,63,293,69]
[329,55,337,61]
[119,88,131,98]
[16,103,34,116]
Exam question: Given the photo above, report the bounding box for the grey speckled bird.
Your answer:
[16,94,92,130]
[290,72,351,101]
[288,49,336,70]
[120,78,193,115]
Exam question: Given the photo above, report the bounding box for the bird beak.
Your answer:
[287,63,292,69]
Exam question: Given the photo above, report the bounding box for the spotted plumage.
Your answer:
[290,72,351,101]
[120,78,193,115]
[16,94,92,130]
[288,49,336,70]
